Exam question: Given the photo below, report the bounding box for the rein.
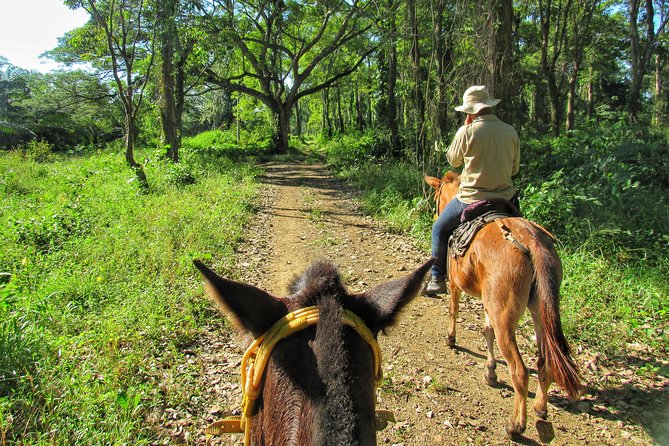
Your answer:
[434,181,448,219]
[205,306,388,446]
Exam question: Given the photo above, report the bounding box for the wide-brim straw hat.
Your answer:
[454,85,500,114]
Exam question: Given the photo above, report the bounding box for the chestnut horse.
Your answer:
[425,172,581,438]
[194,257,433,446]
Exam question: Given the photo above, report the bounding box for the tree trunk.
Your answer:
[566,73,577,131]
[274,105,291,153]
[322,89,332,137]
[487,0,516,124]
[336,89,344,133]
[388,0,400,154]
[627,0,667,121]
[533,74,550,130]
[587,65,595,119]
[173,41,191,158]
[295,98,302,137]
[539,0,562,136]
[124,113,148,188]
[628,0,643,119]
[408,0,426,156]
[654,51,664,126]
[159,0,179,162]
[355,85,364,130]
[548,81,563,136]
[432,0,449,142]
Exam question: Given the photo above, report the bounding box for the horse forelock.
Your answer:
[287,260,346,307]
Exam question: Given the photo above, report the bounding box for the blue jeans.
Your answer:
[431,197,469,279]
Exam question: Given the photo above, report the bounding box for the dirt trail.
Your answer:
[188,162,667,446]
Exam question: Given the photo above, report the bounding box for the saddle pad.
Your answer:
[460,198,522,223]
[449,210,511,258]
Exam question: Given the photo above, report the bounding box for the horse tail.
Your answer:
[528,232,582,399]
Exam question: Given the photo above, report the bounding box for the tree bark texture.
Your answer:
[388,0,400,154]
[486,0,516,124]
[159,0,179,162]
[408,0,426,157]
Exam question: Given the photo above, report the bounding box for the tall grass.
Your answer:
[324,128,669,355]
[0,145,260,444]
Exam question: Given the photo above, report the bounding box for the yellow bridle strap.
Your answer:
[205,306,384,446]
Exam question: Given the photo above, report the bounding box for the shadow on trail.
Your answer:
[257,206,376,231]
[261,163,358,201]
[552,382,669,444]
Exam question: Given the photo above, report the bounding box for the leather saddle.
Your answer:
[448,199,523,259]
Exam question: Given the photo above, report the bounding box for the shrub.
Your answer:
[324,130,391,169]
[13,208,90,253]
[21,140,54,162]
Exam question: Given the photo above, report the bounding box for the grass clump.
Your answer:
[0,145,260,444]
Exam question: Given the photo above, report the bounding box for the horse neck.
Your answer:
[257,298,376,446]
[438,181,459,213]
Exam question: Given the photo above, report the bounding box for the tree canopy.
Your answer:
[1,0,668,160]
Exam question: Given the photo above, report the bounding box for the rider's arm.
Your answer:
[446,126,468,168]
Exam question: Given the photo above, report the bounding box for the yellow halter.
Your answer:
[205,306,389,446]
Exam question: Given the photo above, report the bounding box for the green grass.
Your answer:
[335,161,434,242]
[1,126,666,443]
[0,145,260,444]
[560,248,668,353]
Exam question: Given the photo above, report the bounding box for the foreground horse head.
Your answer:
[425,173,581,440]
[194,257,433,446]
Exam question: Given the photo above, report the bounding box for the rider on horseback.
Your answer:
[424,85,520,296]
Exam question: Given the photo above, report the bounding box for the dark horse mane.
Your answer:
[287,261,359,445]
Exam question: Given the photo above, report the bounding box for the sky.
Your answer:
[0,0,89,73]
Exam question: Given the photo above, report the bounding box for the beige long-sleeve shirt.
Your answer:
[445,114,520,204]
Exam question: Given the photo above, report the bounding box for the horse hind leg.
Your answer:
[494,320,529,438]
[529,306,557,442]
[529,306,551,420]
[483,311,498,386]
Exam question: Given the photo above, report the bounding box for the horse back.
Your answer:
[450,217,553,299]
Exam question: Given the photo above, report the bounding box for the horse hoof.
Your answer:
[485,374,498,387]
[446,336,456,348]
[535,420,555,443]
[504,422,526,439]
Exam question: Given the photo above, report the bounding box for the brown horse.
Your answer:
[425,172,581,438]
[194,257,433,446]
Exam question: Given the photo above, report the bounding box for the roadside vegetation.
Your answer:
[2,0,669,442]
[0,137,262,444]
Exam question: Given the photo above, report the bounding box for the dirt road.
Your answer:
[189,162,667,445]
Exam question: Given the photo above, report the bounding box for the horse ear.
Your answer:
[424,175,441,190]
[351,258,434,333]
[193,260,288,338]
[444,171,459,183]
